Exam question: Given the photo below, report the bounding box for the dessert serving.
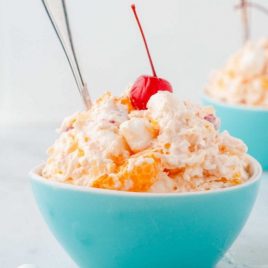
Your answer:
[42,90,250,193]
[204,1,268,108]
[41,4,251,193]
[203,1,268,170]
[205,38,268,107]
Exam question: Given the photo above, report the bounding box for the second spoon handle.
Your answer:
[41,0,92,109]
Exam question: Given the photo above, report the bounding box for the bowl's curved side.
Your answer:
[31,172,261,268]
[202,95,268,170]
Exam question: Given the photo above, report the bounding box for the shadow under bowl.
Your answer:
[202,95,268,170]
[30,157,262,268]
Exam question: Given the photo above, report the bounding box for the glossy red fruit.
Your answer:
[130,4,173,110]
[130,75,173,110]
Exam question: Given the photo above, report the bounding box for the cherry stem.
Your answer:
[131,4,157,77]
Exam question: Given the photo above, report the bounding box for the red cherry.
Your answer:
[130,75,172,110]
[129,4,173,110]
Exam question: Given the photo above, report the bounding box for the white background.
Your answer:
[1,0,268,126]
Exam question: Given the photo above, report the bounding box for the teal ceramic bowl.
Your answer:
[203,95,268,170]
[31,157,261,268]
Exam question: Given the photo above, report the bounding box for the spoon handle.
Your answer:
[41,0,92,109]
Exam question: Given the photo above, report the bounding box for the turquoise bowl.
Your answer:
[202,95,268,170]
[31,157,261,268]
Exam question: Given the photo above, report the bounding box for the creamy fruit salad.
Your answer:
[205,38,268,107]
[42,91,250,193]
[41,4,251,193]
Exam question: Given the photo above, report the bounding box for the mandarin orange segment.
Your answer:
[92,154,160,192]
[120,156,160,192]
[92,174,115,189]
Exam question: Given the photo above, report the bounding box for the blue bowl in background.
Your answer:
[31,157,261,268]
[203,95,268,170]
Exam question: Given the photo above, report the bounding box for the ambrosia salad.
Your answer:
[42,4,251,193]
[42,91,250,193]
[205,39,268,107]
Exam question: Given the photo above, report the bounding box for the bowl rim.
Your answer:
[30,155,262,197]
[202,94,268,112]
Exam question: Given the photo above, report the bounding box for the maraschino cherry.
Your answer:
[130,4,173,110]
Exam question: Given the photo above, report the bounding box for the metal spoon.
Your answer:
[41,0,92,109]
